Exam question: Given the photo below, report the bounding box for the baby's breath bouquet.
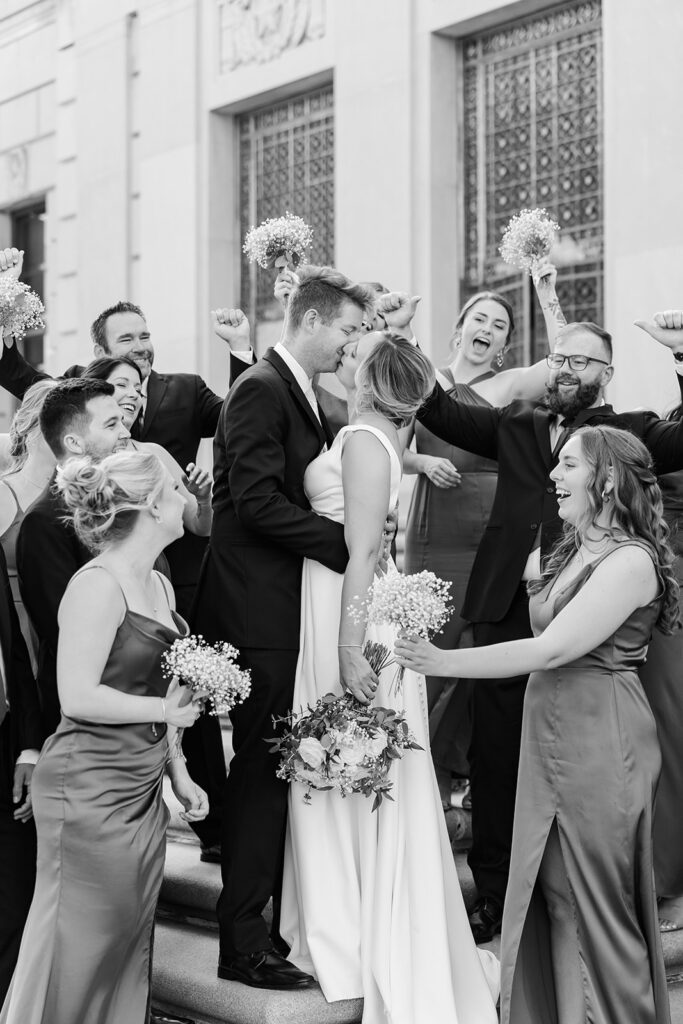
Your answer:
[243,211,313,271]
[0,276,45,340]
[269,692,422,811]
[499,207,560,276]
[161,635,251,715]
[351,570,453,693]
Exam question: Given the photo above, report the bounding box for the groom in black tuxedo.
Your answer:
[193,267,372,990]
[0,542,42,1003]
[417,314,683,942]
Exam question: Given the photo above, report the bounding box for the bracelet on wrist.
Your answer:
[338,644,362,648]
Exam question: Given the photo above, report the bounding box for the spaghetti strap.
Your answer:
[71,564,129,609]
[153,569,174,613]
[1,477,21,510]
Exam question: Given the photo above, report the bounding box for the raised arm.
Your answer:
[225,376,348,573]
[417,380,501,461]
[484,261,565,404]
[396,545,657,678]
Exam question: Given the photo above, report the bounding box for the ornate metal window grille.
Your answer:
[463,0,603,365]
[239,86,334,329]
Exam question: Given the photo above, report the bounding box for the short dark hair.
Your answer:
[557,322,613,362]
[39,378,116,459]
[90,301,146,350]
[82,356,143,384]
[287,266,374,331]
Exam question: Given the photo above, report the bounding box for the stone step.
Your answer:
[152,920,363,1024]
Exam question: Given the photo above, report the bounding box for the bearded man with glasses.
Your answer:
[415,312,683,944]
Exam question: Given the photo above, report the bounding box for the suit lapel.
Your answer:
[263,349,328,449]
[532,406,553,465]
[141,370,167,439]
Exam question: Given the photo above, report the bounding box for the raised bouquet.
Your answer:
[161,635,252,715]
[269,692,422,811]
[243,211,313,271]
[499,207,560,276]
[0,276,45,341]
[351,570,453,692]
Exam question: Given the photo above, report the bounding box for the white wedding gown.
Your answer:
[280,424,499,1024]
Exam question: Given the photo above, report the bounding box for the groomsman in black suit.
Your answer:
[16,379,132,736]
[193,267,373,990]
[417,313,683,942]
[0,542,42,1003]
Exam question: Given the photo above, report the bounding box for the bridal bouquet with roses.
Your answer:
[269,693,422,811]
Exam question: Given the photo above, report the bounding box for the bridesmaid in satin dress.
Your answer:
[403,265,564,801]
[397,425,677,1024]
[0,450,209,1024]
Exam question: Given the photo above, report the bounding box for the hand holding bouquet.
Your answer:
[349,570,453,693]
[161,635,251,715]
[499,208,560,277]
[243,211,313,272]
[269,692,422,811]
[0,274,45,342]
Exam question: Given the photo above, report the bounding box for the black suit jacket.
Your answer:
[0,342,232,588]
[418,376,683,624]
[194,348,348,650]
[15,484,91,735]
[229,351,349,438]
[0,544,42,778]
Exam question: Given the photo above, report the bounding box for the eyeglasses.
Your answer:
[546,354,611,371]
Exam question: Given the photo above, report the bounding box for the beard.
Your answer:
[545,377,602,418]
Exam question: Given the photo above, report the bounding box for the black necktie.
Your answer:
[551,417,573,458]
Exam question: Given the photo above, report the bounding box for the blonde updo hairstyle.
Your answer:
[57,450,166,553]
[354,333,436,426]
[5,379,59,474]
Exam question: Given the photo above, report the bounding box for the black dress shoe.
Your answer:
[270,935,291,958]
[199,842,221,864]
[468,897,503,943]
[150,1009,196,1024]
[217,949,316,990]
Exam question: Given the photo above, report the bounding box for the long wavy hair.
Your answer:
[528,425,679,634]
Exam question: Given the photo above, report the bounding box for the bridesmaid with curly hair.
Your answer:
[398,425,676,1024]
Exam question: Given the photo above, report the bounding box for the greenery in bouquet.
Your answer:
[498,207,560,276]
[161,634,251,715]
[243,211,313,271]
[269,692,422,811]
[0,276,45,341]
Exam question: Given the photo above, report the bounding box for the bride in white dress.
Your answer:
[280,332,499,1023]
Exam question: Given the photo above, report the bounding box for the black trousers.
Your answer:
[177,580,226,848]
[217,647,298,957]
[468,584,532,908]
[0,718,37,1004]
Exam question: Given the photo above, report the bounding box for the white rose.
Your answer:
[366,732,388,758]
[338,740,365,766]
[298,737,326,770]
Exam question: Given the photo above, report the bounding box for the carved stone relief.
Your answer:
[218,0,326,71]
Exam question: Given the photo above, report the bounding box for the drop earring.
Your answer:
[496,350,505,368]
